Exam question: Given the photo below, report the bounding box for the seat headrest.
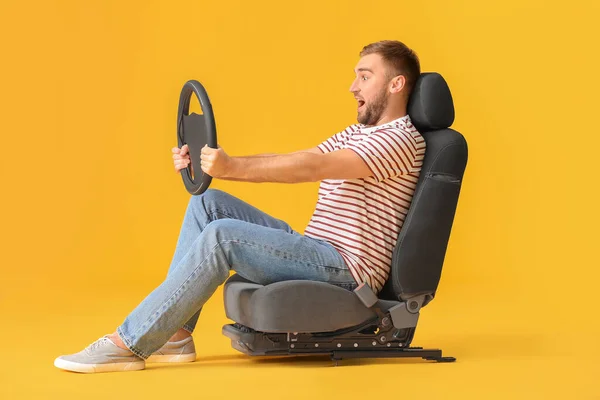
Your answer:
[407,72,455,132]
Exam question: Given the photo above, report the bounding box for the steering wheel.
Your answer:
[176,80,217,195]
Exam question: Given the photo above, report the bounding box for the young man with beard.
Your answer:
[54,40,425,373]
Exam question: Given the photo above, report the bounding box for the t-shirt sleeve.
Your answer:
[346,128,421,183]
[317,125,359,154]
[317,131,345,154]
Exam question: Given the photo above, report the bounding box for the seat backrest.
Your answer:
[378,73,468,304]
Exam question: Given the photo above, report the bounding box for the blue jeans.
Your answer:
[117,189,357,359]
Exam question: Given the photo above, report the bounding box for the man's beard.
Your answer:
[358,88,389,126]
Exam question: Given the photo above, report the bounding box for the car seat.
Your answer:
[222,72,468,363]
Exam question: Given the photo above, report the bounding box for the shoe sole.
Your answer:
[54,357,145,373]
[146,353,197,363]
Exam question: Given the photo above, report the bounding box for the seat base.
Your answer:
[222,323,455,364]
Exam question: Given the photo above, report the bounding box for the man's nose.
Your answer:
[349,78,359,93]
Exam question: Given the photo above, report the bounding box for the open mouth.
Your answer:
[357,99,366,110]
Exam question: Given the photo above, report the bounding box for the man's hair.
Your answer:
[360,40,421,97]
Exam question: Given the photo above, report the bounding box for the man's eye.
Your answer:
[361,76,368,81]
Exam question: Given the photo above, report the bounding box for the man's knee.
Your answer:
[188,188,225,211]
[195,188,232,207]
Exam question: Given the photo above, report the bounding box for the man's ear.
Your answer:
[389,75,406,94]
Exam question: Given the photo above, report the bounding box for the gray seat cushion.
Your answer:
[223,274,399,333]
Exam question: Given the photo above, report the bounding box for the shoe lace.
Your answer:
[86,336,110,353]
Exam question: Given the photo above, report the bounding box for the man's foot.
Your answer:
[54,335,145,373]
[147,336,196,363]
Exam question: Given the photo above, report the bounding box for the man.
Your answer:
[54,40,425,373]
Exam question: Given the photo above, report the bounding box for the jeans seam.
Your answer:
[225,238,350,272]
[211,209,237,220]
[223,239,356,288]
[210,207,292,235]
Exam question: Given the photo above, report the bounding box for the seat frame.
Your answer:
[222,283,455,364]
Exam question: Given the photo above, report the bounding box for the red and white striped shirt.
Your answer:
[304,115,426,293]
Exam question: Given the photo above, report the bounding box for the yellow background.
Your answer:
[1,0,599,398]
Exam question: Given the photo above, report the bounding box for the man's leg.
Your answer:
[54,188,356,372]
[116,216,356,360]
[162,189,303,334]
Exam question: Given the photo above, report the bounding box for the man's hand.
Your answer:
[200,144,232,178]
[172,144,191,173]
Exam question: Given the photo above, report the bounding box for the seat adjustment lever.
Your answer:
[354,282,378,308]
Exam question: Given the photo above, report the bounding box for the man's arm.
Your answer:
[220,147,324,183]
[221,147,372,184]
[237,147,322,158]
[235,153,278,158]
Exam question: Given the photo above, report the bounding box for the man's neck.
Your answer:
[366,101,408,127]
[368,110,408,127]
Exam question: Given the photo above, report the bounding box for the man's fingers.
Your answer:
[175,162,190,171]
[172,145,192,174]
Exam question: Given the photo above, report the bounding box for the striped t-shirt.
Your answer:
[304,114,426,293]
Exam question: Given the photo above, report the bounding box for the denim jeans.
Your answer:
[116,189,357,359]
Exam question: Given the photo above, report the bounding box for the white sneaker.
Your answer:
[54,336,145,373]
[147,336,196,363]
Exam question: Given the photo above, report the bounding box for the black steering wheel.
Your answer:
[176,80,217,195]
